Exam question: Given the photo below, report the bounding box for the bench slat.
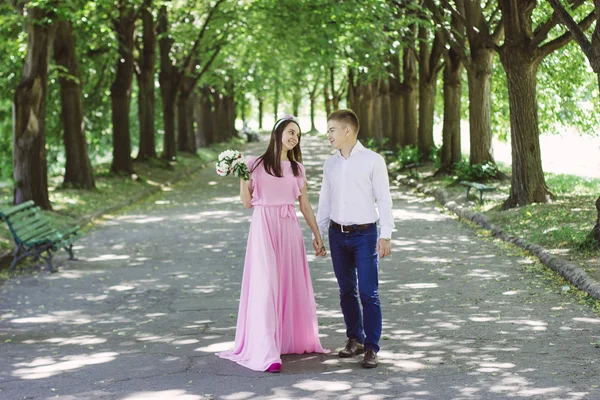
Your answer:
[0,200,35,219]
[13,218,52,238]
[52,234,79,252]
[5,207,41,225]
[20,226,58,244]
[10,210,45,230]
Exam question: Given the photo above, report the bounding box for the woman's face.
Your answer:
[281,122,301,152]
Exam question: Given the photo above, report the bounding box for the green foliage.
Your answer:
[396,145,420,166]
[454,160,499,182]
[429,144,441,169]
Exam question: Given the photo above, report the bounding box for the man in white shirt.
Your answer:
[315,109,394,368]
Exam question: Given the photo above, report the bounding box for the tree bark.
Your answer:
[347,68,357,111]
[196,86,212,147]
[439,48,463,173]
[593,196,600,247]
[380,79,392,147]
[177,73,195,153]
[418,27,443,161]
[389,54,403,149]
[402,43,418,147]
[158,6,177,160]
[258,97,264,130]
[273,86,279,124]
[54,20,95,189]
[13,7,55,209]
[363,82,375,139]
[324,81,332,117]
[372,81,383,143]
[500,49,551,208]
[110,8,136,174]
[467,48,495,165]
[136,4,157,161]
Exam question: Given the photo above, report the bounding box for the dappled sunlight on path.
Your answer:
[0,135,599,399]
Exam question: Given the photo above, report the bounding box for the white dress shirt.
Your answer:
[317,141,394,239]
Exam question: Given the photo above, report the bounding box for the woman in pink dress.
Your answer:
[217,115,328,373]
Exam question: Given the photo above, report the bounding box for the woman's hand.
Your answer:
[312,236,327,257]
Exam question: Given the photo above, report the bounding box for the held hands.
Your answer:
[377,238,391,258]
[312,237,327,257]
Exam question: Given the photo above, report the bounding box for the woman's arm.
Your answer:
[240,178,253,209]
[299,183,326,256]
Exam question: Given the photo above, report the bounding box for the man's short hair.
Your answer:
[328,109,360,134]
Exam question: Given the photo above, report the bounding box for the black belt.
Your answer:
[330,220,376,233]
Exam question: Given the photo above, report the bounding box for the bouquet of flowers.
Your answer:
[216,150,249,181]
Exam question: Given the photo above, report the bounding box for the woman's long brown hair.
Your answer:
[251,119,303,178]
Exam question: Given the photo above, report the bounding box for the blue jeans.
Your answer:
[329,223,381,352]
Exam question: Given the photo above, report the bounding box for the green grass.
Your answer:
[0,137,246,254]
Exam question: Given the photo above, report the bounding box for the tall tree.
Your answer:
[425,0,503,166]
[135,1,157,161]
[54,19,95,189]
[418,24,443,160]
[497,0,595,208]
[437,10,464,174]
[13,5,56,209]
[110,0,151,174]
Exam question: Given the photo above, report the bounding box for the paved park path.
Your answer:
[1,135,600,400]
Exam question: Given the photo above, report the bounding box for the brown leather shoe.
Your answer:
[362,348,378,368]
[338,338,365,358]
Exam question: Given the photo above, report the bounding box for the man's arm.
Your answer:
[316,162,332,237]
[373,155,394,245]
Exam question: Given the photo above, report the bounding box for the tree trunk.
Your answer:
[227,91,236,137]
[258,97,264,129]
[418,27,439,161]
[372,81,383,143]
[363,82,375,139]
[54,20,95,189]
[389,54,403,149]
[292,89,300,117]
[467,49,495,165]
[13,7,55,209]
[402,45,418,147]
[136,5,157,161]
[158,6,177,160]
[110,9,135,174]
[439,49,463,173]
[347,68,357,111]
[593,196,600,247]
[324,82,332,117]
[380,79,392,147]
[212,91,224,142]
[500,51,552,208]
[196,86,212,147]
[273,86,279,124]
[177,74,195,153]
[309,94,317,132]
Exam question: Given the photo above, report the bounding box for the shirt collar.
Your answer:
[338,140,365,159]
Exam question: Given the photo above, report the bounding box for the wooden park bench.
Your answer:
[0,200,79,272]
[460,181,497,204]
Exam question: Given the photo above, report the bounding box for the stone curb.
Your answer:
[0,164,205,269]
[397,176,600,301]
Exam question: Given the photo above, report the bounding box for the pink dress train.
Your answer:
[217,157,327,371]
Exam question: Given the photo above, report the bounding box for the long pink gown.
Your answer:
[217,157,327,371]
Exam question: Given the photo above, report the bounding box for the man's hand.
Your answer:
[377,238,391,258]
[313,237,327,256]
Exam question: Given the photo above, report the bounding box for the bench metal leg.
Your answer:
[65,244,75,260]
[465,187,471,200]
[479,190,484,204]
[9,245,29,272]
[40,250,57,273]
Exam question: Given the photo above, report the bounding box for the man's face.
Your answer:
[327,119,350,150]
